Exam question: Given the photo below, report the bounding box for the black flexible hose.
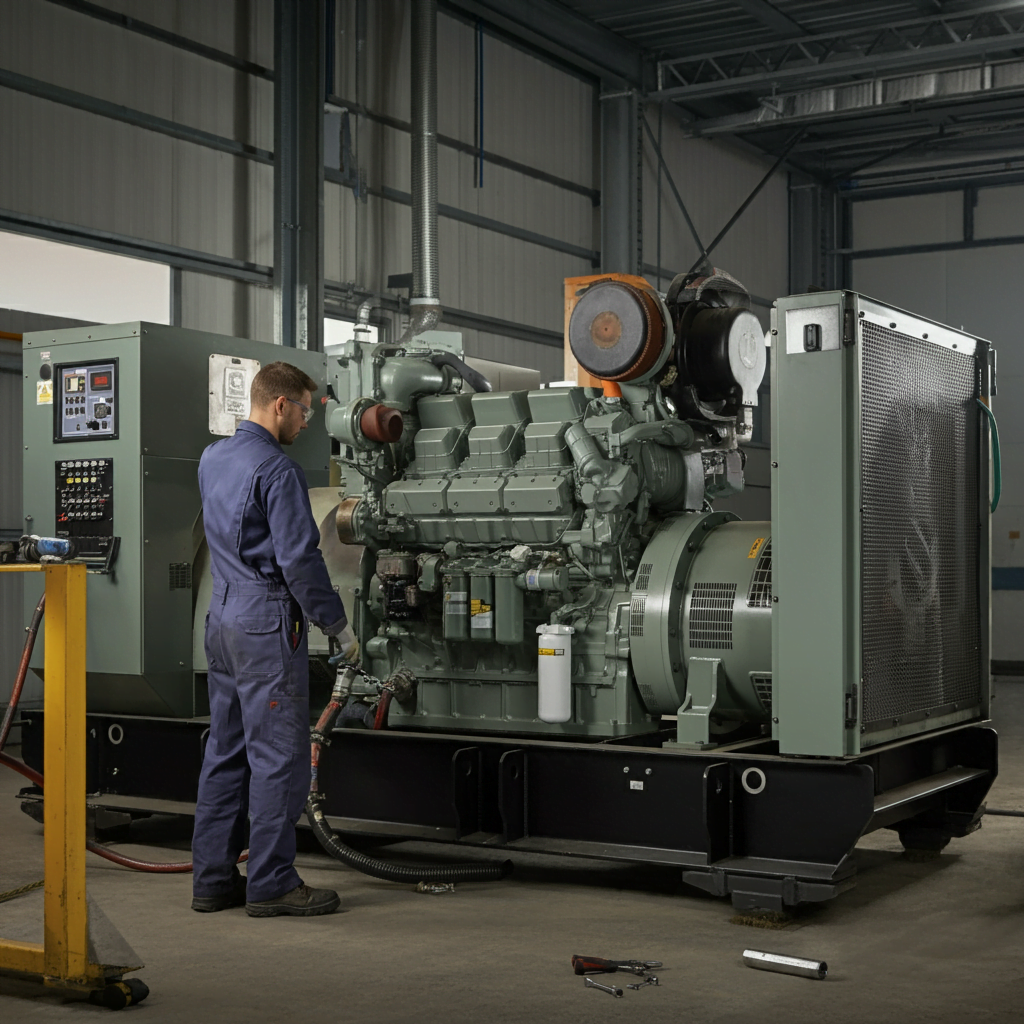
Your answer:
[306,793,512,883]
[430,353,492,393]
[306,680,511,883]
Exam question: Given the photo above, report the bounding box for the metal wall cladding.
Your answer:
[641,121,789,308]
[0,363,27,705]
[179,270,274,345]
[0,0,275,343]
[860,323,981,725]
[851,194,1024,662]
[0,0,274,146]
[4,0,789,382]
[325,0,596,380]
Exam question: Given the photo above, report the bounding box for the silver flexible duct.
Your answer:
[404,0,441,340]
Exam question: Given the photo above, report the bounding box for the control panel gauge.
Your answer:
[54,359,118,441]
[55,457,114,557]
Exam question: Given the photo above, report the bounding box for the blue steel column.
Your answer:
[274,0,325,351]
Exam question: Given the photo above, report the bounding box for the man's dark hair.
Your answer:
[250,361,318,409]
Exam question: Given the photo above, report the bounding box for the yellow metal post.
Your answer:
[42,562,97,985]
[0,563,104,988]
[0,564,45,979]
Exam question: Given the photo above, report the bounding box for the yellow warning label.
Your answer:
[36,380,53,405]
[538,648,565,656]
[471,599,492,615]
[747,537,766,559]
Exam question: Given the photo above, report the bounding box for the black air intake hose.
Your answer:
[306,794,512,883]
[430,353,492,393]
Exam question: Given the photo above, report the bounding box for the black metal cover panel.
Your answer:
[860,323,981,727]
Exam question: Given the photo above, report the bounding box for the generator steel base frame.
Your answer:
[19,712,996,913]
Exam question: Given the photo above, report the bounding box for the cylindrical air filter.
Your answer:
[470,575,494,641]
[536,624,574,723]
[494,572,523,645]
[568,280,667,383]
[443,573,469,640]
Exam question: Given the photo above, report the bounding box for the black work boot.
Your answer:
[192,870,248,913]
[245,883,340,918]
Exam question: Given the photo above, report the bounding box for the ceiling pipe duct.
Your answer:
[403,0,441,341]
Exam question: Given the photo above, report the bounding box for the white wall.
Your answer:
[0,231,169,323]
[852,186,1024,659]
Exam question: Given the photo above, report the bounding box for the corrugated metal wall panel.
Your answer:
[364,4,595,189]
[458,328,562,382]
[92,0,274,68]
[641,129,788,307]
[0,364,25,707]
[854,193,960,250]
[0,0,275,151]
[852,197,1022,659]
[342,2,597,373]
[0,89,274,266]
[179,270,273,344]
[975,184,1024,239]
[2,0,788,373]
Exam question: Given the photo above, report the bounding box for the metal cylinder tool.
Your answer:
[742,949,827,980]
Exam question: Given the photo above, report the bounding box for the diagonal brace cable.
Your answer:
[640,108,707,264]
[686,128,806,276]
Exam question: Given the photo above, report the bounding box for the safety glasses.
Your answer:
[286,397,314,423]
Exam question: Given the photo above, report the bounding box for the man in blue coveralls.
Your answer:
[191,361,351,918]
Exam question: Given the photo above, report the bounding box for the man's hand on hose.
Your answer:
[327,624,359,666]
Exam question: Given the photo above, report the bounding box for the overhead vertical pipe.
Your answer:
[273,0,325,351]
[403,0,442,341]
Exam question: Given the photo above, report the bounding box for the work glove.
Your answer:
[328,624,360,665]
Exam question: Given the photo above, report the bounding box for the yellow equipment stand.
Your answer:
[0,563,139,997]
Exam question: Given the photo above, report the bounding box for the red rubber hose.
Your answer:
[373,690,393,730]
[0,597,247,873]
[0,748,43,787]
[0,593,44,750]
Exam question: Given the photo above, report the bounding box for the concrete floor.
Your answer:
[3,688,1024,1022]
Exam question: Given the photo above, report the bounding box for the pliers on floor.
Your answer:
[572,955,663,977]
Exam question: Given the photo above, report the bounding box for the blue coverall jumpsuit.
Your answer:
[192,420,347,904]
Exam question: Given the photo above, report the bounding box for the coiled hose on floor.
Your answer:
[0,593,244,873]
[305,670,512,884]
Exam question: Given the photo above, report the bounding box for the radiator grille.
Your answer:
[168,562,192,590]
[860,323,981,727]
[747,541,773,608]
[689,583,736,650]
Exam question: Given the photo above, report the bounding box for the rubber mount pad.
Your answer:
[569,281,653,380]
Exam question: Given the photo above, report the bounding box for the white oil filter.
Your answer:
[537,623,574,723]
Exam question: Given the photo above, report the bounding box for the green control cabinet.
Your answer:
[21,323,330,716]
